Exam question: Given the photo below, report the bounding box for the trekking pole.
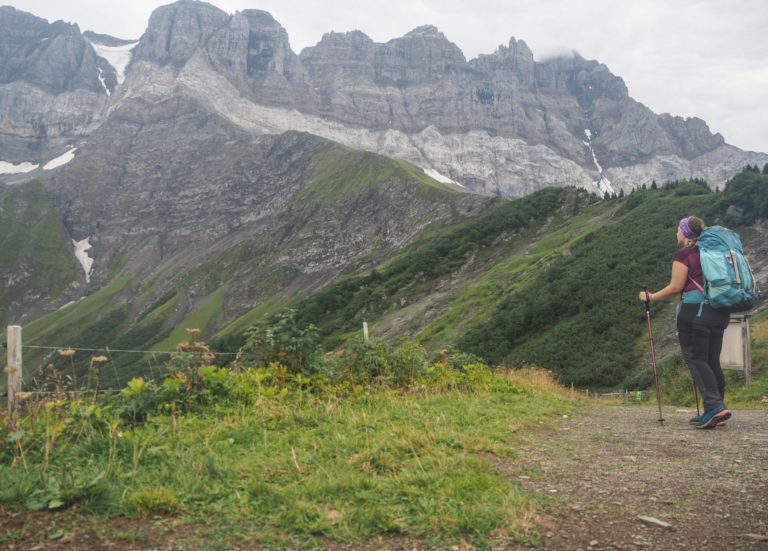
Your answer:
[692,382,700,416]
[642,287,664,425]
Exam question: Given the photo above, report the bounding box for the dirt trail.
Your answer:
[512,405,768,550]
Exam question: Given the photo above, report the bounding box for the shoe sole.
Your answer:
[696,410,732,429]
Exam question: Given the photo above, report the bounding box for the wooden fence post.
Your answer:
[363,322,369,343]
[7,325,22,420]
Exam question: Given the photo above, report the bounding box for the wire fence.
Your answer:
[4,339,241,404]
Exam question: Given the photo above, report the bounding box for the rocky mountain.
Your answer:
[2,1,766,193]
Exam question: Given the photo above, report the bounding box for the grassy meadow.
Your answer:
[1,340,580,549]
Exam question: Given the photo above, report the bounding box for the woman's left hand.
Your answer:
[638,290,652,302]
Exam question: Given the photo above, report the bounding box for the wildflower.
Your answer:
[90,355,108,364]
[57,348,76,357]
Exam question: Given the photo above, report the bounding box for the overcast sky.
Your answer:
[10,0,768,154]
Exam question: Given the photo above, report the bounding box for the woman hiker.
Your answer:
[638,216,732,429]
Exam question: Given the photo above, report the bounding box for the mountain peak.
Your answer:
[404,25,443,38]
[132,0,230,66]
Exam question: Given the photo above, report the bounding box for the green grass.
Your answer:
[0,277,132,388]
[215,297,279,337]
[0,181,78,326]
[23,277,131,348]
[416,204,614,346]
[150,286,228,352]
[292,148,457,205]
[0,369,577,548]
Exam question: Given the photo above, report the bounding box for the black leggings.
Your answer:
[676,303,730,412]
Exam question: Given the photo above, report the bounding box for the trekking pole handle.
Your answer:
[641,286,652,307]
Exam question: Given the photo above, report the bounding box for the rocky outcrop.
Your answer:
[206,9,309,106]
[0,7,111,163]
[1,0,767,193]
[131,0,229,66]
[0,6,114,94]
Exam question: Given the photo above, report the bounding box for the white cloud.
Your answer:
[10,0,768,153]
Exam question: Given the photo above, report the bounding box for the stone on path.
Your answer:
[638,516,673,529]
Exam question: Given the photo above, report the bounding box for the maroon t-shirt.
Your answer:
[674,246,704,293]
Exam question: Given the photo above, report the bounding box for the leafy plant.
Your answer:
[237,310,322,373]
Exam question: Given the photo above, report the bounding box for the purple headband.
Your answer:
[678,216,698,239]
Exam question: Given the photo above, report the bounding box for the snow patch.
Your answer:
[583,129,615,196]
[0,160,39,174]
[89,40,138,84]
[423,168,464,187]
[73,237,94,283]
[97,67,111,96]
[43,148,77,170]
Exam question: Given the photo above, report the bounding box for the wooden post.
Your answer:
[7,325,22,419]
[742,316,752,384]
[363,322,369,343]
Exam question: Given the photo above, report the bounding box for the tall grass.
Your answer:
[0,344,577,548]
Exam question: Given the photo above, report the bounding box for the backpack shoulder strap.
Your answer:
[688,274,705,294]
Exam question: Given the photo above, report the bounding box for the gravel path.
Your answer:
[511,405,768,550]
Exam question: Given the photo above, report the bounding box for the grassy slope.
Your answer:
[290,148,458,205]
[460,185,717,387]
[277,184,700,387]
[284,187,584,348]
[0,369,578,548]
[414,206,615,347]
[0,181,78,325]
[150,286,228,352]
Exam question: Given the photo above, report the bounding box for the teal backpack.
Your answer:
[692,226,760,312]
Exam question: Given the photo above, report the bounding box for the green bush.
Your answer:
[238,310,322,373]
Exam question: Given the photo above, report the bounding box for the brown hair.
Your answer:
[687,216,706,237]
[685,216,706,247]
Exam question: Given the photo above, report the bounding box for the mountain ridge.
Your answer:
[2,1,766,193]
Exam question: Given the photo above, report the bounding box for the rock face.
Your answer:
[1,1,766,193]
[0,6,112,164]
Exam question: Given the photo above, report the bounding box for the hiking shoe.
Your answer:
[696,407,731,430]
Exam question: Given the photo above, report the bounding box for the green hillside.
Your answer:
[265,171,767,388]
[6,167,767,392]
[5,146,477,387]
[0,180,78,325]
